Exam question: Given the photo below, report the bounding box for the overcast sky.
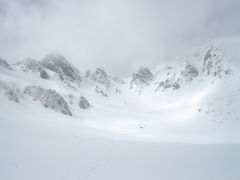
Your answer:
[0,0,240,76]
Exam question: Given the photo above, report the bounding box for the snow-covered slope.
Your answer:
[1,37,240,179]
[0,38,240,142]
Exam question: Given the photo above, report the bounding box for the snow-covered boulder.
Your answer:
[24,86,72,116]
[224,69,232,75]
[130,67,154,89]
[41,53,81,82]
[79,96,90,109]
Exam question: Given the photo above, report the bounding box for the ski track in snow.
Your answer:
[55,139,115,180]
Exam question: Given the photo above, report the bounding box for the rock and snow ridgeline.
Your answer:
[0,40,237,116]
[0,52,125,115]
[130,43,232,93]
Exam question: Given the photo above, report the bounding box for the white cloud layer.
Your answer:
[0,0,240,76]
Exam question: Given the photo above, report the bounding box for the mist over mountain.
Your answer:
[1,0,240,76]
[1,36,240,138]
[1,1,240,180]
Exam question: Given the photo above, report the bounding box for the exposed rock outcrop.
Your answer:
[39,67,49,79]
[79,96,90,109]
[14,58,39,71]
[4,89,20,103]
[95,85,108,97]
[155,77,181,92]
[24,86,72,116]
[0,81,22,103]
[84,68,123,97]
[180,63,199,81]
[14,58,49,80]
[130,67,154,90]
[86,68,111,88]
[41,53,81,82]
[202,45,224,77]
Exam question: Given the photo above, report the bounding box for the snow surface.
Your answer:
[1,37,240,179]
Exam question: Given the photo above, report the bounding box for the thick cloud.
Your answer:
[0,0,240,76]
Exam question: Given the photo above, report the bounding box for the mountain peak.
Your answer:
[41,53,81,82]
[130,67,154,90]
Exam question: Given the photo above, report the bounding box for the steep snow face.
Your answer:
[41,53,81,83]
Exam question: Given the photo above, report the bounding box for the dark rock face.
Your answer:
[24,86,72,116]
[130,67,154,89]
[41,53,81,82]
[39,68,49,79]
[181,63,199,81]
[79,96,90,109]
[0,58,11,70]
[41,89,72,116]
